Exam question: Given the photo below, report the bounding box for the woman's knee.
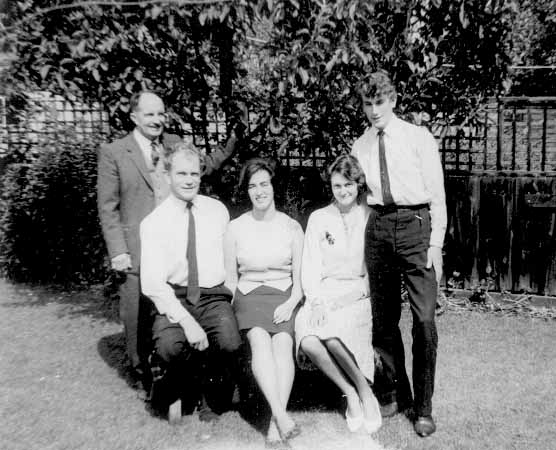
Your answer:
[324,337,345,354]
[300,335,324,356]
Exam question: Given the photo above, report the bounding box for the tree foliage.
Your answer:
[510,0,556,95]
[247,0,515,160]
[3,0,516,144]
[4,0,253,135]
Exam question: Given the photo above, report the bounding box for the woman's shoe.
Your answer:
[345,408,364,432]
[363,416,382,434]
[363,395,382,434]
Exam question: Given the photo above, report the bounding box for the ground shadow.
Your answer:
[97,332,138,390]
[1,278,120,322]
[96,329,343,431]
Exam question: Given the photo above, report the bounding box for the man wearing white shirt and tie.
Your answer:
[140,141,241,421]
[351,71,447,437]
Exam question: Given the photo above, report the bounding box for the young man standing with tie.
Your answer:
[139,141,241,422]
[351,71,447,437]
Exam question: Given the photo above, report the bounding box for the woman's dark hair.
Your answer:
[328,154,367,196]
[238,157,277,198]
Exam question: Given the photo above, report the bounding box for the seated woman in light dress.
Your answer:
[224,158,304,447]
[295,154,382,434]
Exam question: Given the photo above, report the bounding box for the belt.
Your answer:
[370,203,429,214]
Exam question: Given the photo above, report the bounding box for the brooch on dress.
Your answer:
[325,231,335,245]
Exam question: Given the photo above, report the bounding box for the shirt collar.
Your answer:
[168,192,200,211]
[368,113,400,138]
[133,128,157,151]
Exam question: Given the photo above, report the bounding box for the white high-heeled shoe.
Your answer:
[345,408,364,432]
[363,395,382,434]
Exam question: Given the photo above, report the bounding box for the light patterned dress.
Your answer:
[295,202,375,381]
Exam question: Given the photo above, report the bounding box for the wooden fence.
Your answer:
[445,174,556,296]
[440,96,556,173]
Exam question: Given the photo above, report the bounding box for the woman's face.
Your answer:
[331,172,358,209]
[248,169,274,211]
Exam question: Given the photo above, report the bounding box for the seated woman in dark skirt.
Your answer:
[224,158,304,447]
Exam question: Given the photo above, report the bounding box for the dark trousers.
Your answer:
[365,206,438,417]
[151,285,241,407]
[118,273,153,371]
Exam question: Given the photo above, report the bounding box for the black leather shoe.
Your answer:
[414,415,436,437]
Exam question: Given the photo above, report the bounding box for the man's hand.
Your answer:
[273,299,297,324]
[179,317,209,351]
[111,253,132,272]
[426,246,443,284]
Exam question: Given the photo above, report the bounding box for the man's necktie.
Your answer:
[186,201,200,304]
[150,140,161,168]
[377,129,395,206]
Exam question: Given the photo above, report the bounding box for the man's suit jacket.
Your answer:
[97,131,236,271]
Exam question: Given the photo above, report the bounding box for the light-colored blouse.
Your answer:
[228,211,302,294]
[301,203,370,304]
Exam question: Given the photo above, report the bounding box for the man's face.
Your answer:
[130,93,166,140]
[167,152,201,202]
[361,94,396,130]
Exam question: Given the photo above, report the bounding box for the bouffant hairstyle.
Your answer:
[328,154,367,196]
[356,70,397,101]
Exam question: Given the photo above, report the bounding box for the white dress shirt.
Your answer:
[351,115,447,248]
[140,194,229,323]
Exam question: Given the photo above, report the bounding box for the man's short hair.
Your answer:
[356,70,397,101]
[164,138,202,171]
[129,91,161,112]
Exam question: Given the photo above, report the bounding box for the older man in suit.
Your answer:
[97,91,240,388]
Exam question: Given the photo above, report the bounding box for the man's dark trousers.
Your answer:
[365,205,438,417]
[151,285,241,409]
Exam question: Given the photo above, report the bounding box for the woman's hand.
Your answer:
[309,303,326,328]
[273,299,298,324]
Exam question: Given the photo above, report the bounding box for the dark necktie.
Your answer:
[150,140,161,167]
[186,201,200,304]
[378,129,394,206]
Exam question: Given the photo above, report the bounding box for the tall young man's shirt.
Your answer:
[351,114,447,248]
[140,194,229,323]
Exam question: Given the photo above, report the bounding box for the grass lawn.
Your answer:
[1,278,555,450]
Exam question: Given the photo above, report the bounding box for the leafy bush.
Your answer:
[0,131,109,284]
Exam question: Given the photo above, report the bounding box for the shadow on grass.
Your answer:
[1,279,120,322]
[96,328,344,432]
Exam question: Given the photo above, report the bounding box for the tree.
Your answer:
[2,0,253,137]
[244,0,516,161]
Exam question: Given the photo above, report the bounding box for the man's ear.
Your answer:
[130,112,138,126]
